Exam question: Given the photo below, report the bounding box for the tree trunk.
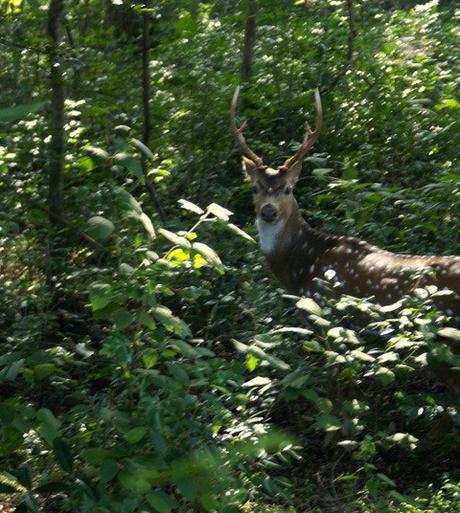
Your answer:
[47,0,65,226]
[240,0,257,83]
[141,2,166,223]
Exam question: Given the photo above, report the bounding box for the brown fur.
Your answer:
[243,157,460,318]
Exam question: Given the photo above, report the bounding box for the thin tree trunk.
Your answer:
[48,0,66,226]
[322,0,356,94]
[141,2,166,223]
[240,0,257,83]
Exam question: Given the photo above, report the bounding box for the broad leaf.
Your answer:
[0,101,46,123]
[89,282,112,311]
[87,216,114,241]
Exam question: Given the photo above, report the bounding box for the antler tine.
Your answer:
[281,88,322,170]
[230,86,264,167]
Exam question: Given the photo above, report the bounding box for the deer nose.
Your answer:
[260,204,278,223]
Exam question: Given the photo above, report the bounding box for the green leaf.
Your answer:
[232,339,290,371]
[435,98,460,110]
[296,297,322,316]
[118,461,159,493]
[152,306,192,338]
[0,101,46,123]
[328,327,360,345]
[146,491,176,513]
[82,447,111,464]
[125,427,147,444]
[87,216,114,241]
[113,153,143,178]
[89,282,112,311]
[438,327,460,342]
[53,438,74,473]
[37,408,61,445]
[243,376,271,387]
[3,358,24,381]
[0,426,23,456]
[282,370,309,389]
[113,309,134,330]
[33,363,58,380]
[226,223,256,242]
[349,350,375,363]
[85,145,110,162]
[159,228,191,249]
[114,186,142,214]
[138,212,156,239]
[119,263,135,276]
[75,342,94,358]
[303,340,325,353]
[139,311,156,330]
[313,168,333,179]
[142,349,158,369]
[130,138,154,159]
[118,470,151,494]
[206,203,232,221]
[175,477,197,500]
[246,353,260,371]
[376,472,397,487]
[173,340,198,358]
[100,459,119,483]
[374,366,396,385]
[178,199,204,215]
[192,242,223,270]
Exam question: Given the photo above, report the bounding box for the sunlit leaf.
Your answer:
[226,223,256,242]
[178,199,204,215]
[206,203,232,221]
[152,306,192,338]
[192,242,223,271]
[142,348,158,369]
[296,297,322,316]
[159,229,191,249]
[130,138,153,159]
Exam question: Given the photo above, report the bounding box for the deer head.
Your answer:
[230,87,322,225]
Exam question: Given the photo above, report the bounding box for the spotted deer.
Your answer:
[230,87,460,320]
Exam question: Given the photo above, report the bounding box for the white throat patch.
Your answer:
[256,218,286,255]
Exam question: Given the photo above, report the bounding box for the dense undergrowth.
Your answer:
[1,1,460,512]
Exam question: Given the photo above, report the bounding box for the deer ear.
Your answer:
[241,156,258,181]
[286,160,302,185]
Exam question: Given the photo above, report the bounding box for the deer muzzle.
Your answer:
[260,204,278,223]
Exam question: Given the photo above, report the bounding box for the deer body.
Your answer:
[230,87,460,319]
[257,199,460,317]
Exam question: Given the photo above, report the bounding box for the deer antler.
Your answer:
[281,89,322,171]
[230,86,265,168]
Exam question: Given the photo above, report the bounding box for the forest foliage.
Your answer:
[1,1,460,512]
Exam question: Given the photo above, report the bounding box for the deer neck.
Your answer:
[256,203,305,257]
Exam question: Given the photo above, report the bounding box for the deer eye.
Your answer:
[252,186,259,194]
[284,186,292,195]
